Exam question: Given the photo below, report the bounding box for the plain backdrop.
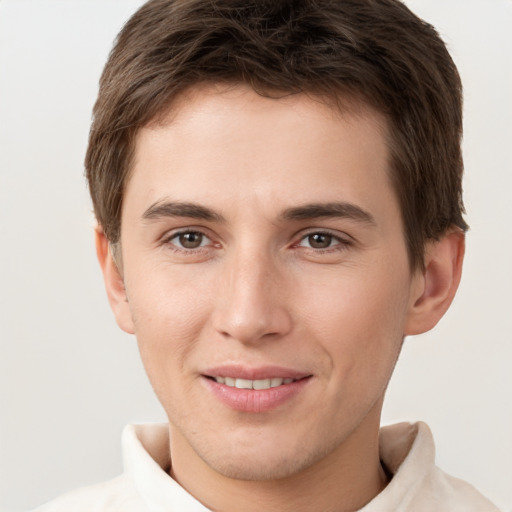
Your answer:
[1,1,511,511]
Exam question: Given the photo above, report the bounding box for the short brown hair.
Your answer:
[86,0,467,270]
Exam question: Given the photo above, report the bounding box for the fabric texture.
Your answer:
[32,422,500,512]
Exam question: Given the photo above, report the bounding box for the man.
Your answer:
[33,0,500,510]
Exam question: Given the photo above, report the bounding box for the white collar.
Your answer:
[120,421,481,512]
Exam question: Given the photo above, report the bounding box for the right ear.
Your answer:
[95,226,135,335]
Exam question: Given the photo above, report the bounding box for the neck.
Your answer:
[169,404,389,512]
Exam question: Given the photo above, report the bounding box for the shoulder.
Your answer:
[371,422,501,512]
[30,474,147,512]
[388,463,502,512]
[418,468,502,512]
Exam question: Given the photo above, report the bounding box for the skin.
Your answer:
[97,84,464,512]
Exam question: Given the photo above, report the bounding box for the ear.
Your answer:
[95,226,135,335]
[405,229,465,335]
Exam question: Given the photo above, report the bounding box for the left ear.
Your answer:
[405,229,465,335]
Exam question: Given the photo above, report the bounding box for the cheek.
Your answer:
[298,265,410,378]
[126,257,212,329]
[124,264,213,388]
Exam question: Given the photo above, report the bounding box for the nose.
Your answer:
[212,249,292,345]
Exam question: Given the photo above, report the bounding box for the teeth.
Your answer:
[253,378,270,390]
[213,376,296,389]
[235,378,253,389]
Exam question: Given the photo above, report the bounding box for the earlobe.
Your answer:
[405,229,465,336]
[95,226,135,335]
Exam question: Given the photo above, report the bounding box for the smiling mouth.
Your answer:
[209,376,298,390]
[203,372,312,412]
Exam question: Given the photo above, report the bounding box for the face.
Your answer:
[114,85,424,480]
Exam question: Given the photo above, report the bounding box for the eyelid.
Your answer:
[295,228,353,244]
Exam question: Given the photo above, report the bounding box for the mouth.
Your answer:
[201,367,312,413]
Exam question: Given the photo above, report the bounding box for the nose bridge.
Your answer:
[213,243,291,344]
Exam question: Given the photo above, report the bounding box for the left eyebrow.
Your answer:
[280,202,376,225]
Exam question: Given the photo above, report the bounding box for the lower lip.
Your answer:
[202,376,312,413]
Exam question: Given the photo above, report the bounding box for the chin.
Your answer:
[210,454,310,482]
[199,434,336,482]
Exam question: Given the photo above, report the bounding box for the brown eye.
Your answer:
[307,233,333,249]
[177,232,204,249]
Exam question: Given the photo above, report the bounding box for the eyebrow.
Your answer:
[142,201,226,223]
[280,202,376,225]
[142,200,375,226]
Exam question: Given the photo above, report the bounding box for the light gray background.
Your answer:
[1,1,511,510]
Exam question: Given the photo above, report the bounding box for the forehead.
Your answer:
[125,84,398,228]
[148,83,387,148]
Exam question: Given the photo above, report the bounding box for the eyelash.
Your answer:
[163,228,352,256]
[294,230,352,253]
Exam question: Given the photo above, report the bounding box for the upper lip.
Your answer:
[202,365,311,381]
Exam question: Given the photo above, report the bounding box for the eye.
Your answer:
[297,231,351,251]
[302,233,334,249]
[298,232,344,250]
[168,230,211,250]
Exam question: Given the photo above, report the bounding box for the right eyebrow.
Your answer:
[142,201,226,223]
